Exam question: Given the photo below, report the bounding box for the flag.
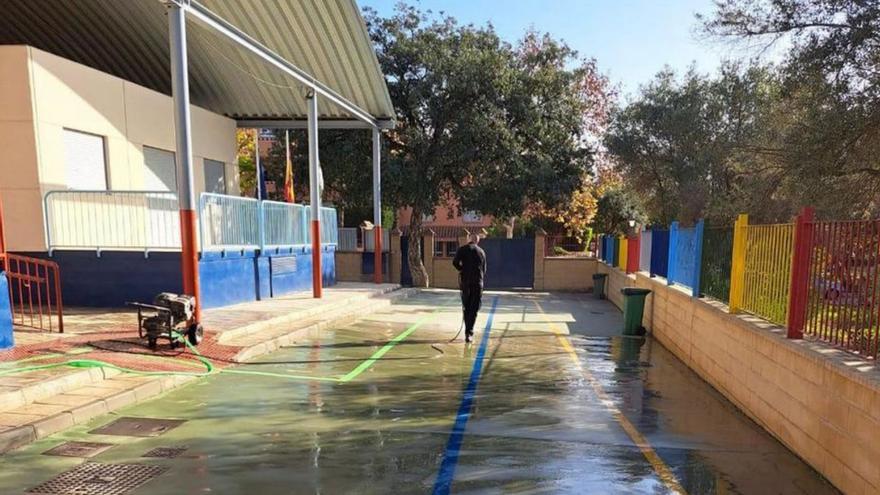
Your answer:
[283,130,294,202]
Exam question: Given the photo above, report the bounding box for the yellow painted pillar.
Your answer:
[618,235,627,271]
[729,213,748,312]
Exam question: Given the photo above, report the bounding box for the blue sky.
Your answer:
[361,0,744,98]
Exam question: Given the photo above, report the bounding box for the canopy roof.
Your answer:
[0,0,394,127]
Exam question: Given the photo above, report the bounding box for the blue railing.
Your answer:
[320,207,338,245]
[650,229,669,278]
[666,220,704,296]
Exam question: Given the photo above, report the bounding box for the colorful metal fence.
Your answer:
[803,219,880,358]
[639,229,652,273]
[618,235,627,270]
[611,236,620,267]
[667,220,704,296]
[650,229,669,278]
[626,236,640,274]
[732,221,795,326]
[700,227,734,302]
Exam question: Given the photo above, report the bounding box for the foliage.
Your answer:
[592,188,647,236]
[236,129,256,196]
[364,5,601,285]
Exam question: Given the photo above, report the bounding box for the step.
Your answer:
[0,372,195,453]
[215,285,403,345]
[231,288,418,363]
[0,365,120,415]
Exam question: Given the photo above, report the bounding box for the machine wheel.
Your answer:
[170,339,180,350]
[147,337,157,350]
[187,323,204,346]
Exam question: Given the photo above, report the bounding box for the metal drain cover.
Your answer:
[142,446,188,458]
[90,417,186,437]
[27,462,168,495]
[43,441,115,458]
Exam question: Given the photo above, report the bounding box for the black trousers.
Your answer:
[460,283,483,334]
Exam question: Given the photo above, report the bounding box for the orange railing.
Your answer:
[0,254,64,333]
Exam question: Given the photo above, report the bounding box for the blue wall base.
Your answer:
[0,272,13,350]
[17,247,337,309]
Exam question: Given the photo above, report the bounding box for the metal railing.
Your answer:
[320,207,338,245]
[805,219,880,358]
[1,253,63,332]
[364,228,390,252]
[639,229,652,273]
[738,223,794,326]
[44,190,180,253]
[199,193,261,251]
[667,220,704,296]
[338,227,360,251]
[262,201,308,248]
[545,235,589,257]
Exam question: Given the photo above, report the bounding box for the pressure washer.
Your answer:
[127,293,203,350]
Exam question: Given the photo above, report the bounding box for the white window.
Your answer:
[63,129,107,190]
[204,159,226,194]
[463,210,482,223]
[421,213,435,223]
[143,146,176,192]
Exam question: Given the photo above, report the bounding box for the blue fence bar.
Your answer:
[666,220,704,296]
[650,229,669,278]
[611,236,620,267]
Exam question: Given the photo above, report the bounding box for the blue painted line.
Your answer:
[432,296,499,495]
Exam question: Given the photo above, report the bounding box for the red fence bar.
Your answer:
[626,235,640,274]
[0,253,63,333]
[787,207,814,339]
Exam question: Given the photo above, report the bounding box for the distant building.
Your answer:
[397,200,493,257]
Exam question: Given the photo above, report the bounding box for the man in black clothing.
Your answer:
[452,234,487,343]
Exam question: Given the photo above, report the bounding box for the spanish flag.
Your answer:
[283,130,294,203]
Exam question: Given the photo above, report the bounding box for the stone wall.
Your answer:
[596,263,880,495]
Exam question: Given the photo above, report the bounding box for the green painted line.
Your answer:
[338,305,448,383]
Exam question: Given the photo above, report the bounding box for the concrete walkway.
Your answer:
[0,290,837,494]
[0,283,413,453]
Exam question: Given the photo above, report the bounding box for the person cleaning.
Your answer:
[452,233,487,343]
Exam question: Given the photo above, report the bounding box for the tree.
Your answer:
[593,188,647,236]
[365,6,597,285]
[236,129,256,196]
[699,0,880,218]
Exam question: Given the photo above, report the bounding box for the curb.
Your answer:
[233,287,419,363]
[215,285,403,344]
[0,366,121,415]
[0,374,195,454]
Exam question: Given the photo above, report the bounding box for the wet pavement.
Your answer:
[0,290,838,494]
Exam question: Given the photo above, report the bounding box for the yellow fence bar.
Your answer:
[739,222,795,326]
[618,235,627,270]
[729,214,748,312]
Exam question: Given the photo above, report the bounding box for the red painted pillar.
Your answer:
[373,226,383,284]
[180,210,201,321]
[311,220,322,298]
[787,207,815,339]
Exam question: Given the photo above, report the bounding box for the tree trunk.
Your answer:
[407,210,429,288]
[503,216,517,239]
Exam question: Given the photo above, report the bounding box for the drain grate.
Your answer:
[27,462,168,495]
[43,441,115,458]
[141,446,188,458]
[89,417,186,438]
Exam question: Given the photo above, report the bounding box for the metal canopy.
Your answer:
[0,0,394,126]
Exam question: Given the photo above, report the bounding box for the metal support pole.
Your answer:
[307,93,322,298]
[168,2,201,321]
[254,129,262,199]
[372,127,382,284]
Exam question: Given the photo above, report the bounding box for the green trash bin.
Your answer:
[621,287,651,335]
[592,273,608,299]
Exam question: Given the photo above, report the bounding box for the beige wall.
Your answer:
[0,45,239,251]
[541,257,596,291]
[597,263,880,495]
[335,251,394,283]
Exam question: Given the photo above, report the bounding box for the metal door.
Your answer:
[479,238,535,289]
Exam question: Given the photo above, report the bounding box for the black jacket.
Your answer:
[452,242,487,287]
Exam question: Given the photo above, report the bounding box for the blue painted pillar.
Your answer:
[0,272,13,349]
[667,221,679,285]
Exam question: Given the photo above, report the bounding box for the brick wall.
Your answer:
[597,262,880,495]
[541,257,596,291]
